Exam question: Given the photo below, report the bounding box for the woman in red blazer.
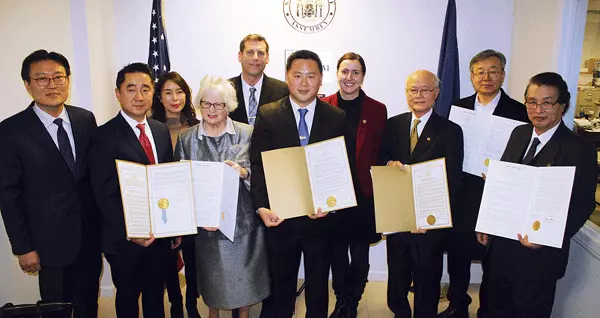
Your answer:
[322,53,387,318]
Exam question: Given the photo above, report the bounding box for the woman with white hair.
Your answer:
[174,75,270,318]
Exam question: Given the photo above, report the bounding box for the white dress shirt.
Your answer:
[120,110,158,162]
[33,103,76,161]
[410,108,433,138]
[241,74,264,121]
[474,91,501,116]
[524,121,561,159]
[289,97,317,137]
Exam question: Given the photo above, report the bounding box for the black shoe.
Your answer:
[329,297,348,318]
[170,304,184,318]
[344,306,357,318]
[438,305,469,318]
[186,303,201,318]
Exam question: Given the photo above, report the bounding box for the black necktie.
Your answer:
[521,137,541,165]
[53,118,76,175]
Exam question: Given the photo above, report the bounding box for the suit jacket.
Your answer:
[250,97,346,234]
[229,74,289,124]
[492,122,597,280]
[0,103,99,267]
[321,92,387,197]
[379,111,464,229]
[89,113,173,253]
[452,89,530,231]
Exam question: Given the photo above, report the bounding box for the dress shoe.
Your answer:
[438,305,469,318]
[329,297,348,318]
[186,303,201,318]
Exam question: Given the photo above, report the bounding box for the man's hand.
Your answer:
[477,232,489,246]
[18,250,41,274]
[517,233,542,249]
[258,208,284,227]
[130,233,155,247]
[410,228,427,234]
[224,160,249,180]
[308,207,328,219]
[387,160,406,170]
[203,227,219,232]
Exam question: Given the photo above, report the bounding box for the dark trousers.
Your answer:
[387,232,444,318]
[39,238,102,318]
[162,248,183,314]
[266,222,331,318]
[446,229,487,309]
[181,241,199,306]
[331,241,370,301]
[486,241,557,318]
[105,240,166,318]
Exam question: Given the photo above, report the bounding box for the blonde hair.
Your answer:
[195,75,238,113]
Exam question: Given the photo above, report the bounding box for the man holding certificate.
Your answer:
[379,70,464,318]
[477,73,597,317]
[90,63,173,318]
[250,50,346,318]
[441,49,529,318]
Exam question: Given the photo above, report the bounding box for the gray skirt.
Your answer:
[195,225,271,309]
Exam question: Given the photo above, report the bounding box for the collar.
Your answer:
[531,120,561,146]
[120,110,148,130]
[411,107,433,126]
[241,74,264,92]
[33,103,70,128]
[475,91,501,112]
[197,117,237,139]
[289,96,317,114]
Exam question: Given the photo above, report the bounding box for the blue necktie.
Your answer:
[298,108,309,146]
[53,118,76,175]
[248,87,257,126]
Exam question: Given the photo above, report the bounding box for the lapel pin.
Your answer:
[363,120,367,124]
[427,137,431,142]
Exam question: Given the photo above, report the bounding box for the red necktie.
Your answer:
[136,123,156,164]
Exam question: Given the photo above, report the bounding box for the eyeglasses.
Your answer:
[472,71,501,79]
[30,75,68,87]
[525,100,559,110]
[199,101,226,110]
[406,88,436,96]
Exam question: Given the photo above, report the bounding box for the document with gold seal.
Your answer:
[476,160,575,248]
[116,160,198,239]
[261,136,357,219]
[372,158,453,234]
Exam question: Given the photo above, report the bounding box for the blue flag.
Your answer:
[148,0,170,82]
[435,0,460,118]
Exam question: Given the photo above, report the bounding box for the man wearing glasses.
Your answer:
[0,50,102,317]
[380,70,464,318]
[477,72,596,317]
[440,49,529,318]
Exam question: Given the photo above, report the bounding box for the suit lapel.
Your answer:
[398,113,412,162]
[117,114,151,164]
[410,112,437,160]
[66,106,85,178]
[234,76,249,123]
[148,119,167,163]
[309,100,327,144]
[258,75,273,106]
[280,98,302,146]
[531,123,566,167]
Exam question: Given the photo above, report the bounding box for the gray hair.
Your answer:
[469,49,506,73]
[195,75,238,113]
[406,70,440,88]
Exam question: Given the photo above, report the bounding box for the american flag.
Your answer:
[148,0,170,82]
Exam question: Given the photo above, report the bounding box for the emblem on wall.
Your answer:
[283,0,336,33]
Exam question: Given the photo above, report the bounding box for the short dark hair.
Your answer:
[21,49,71,81]
[469,49,507,73]
[286,50,323,75]
[116,63,153,90]
[239,34,269,54]
[336,52,366,75]
[151,71,200,127]
[525,72,571,113]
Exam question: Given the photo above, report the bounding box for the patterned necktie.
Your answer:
[521,137,541,165]
[248,87,257,126]
[298,108,309,146]
[410,119,421,153]
[136,123,156,164]
[53,118,76,175]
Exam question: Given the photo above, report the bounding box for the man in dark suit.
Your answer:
[379,70,464,318]
[229,34,288,126]
[250,50,346,318]
[0,50,102,317]
[440,49,529,318]
[477,72,596,318]
[89,63,173,318]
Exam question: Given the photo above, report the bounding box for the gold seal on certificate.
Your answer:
[326,196,337,207]
[484,158,490,166]
[158,198,169,209]
[532,220,541,231]
[427,215,436,225]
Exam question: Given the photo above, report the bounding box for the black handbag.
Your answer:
[0,302,74,318]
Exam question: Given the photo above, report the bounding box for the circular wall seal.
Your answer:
[283,0,336,34]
